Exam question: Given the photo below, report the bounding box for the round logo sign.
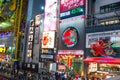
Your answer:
[62,27,79,47]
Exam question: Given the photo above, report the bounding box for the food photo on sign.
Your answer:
[41,31,55,48]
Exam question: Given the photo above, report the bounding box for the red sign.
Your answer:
[62,27,78,47]
[68,57,72,67]
[60,0,85,12]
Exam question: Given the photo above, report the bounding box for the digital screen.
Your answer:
[44,0,58,31]
[60,0,85,12]
[60,6,84,19]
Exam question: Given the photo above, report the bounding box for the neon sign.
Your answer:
[60,0,85,12]
[60,7,84,19]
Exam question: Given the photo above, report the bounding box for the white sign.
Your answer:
[58,50,84,55]
[86,30,120,48]
[44,0,58,31]
[41,31,55,48]
[41,54,53,59]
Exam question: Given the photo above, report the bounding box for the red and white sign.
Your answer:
[60,0,85,12]
[42,31,55,48]
[58,50,84,55]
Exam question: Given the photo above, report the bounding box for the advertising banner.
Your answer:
[59,15,85,50]
[41,31,55,48]
[60,0,85,19]
[60,0,85,12]
[86,30,120,58]
[44,0,58,31]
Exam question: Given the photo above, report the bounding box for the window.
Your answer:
[100,20,119,25]
[100,2,120,13]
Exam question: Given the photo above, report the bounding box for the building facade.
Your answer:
[84,0,120,79]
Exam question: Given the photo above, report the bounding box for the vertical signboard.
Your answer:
[59,0,85,50]
[27,19,34,58]
[34,14,41,44]
[44,0,58,31]
[41,31,55,49]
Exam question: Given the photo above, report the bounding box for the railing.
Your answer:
[86,9,120,27]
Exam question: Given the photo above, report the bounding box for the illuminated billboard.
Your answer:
[41,31,55,48]
[0,45,6,53]
[60,0,85,12]
[59,15,85,50]
[60,0,85,19]
[62,27,79,47]
[86,30,120,58]
[44,0,58,31]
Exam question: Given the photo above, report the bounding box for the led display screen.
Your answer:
[60,6,84,19]
[60,0,85,12]
[44,0,58,31]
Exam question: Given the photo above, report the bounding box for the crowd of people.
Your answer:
[55,72,85,80]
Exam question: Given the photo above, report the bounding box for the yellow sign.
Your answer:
[0,47,6,53]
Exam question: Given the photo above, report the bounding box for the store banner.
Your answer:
[58,50,84,55]
[44,0,58,31]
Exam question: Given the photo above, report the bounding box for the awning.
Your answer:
[84,57,120,64]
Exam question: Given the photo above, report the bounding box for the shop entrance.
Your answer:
[57,54,83,77]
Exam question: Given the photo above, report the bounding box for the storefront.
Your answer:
[84,57,120,79]
[0,44,13,78]
[57,50,84,77]
[84,30,120,79]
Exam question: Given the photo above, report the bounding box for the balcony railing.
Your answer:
[86,9,120,27]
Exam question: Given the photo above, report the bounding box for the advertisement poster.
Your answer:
[86,30,120,58]
[60,0,85,12]
[59,15,85,50]
[44,0,58,31]
[41,31,55,48]
[62,27,79,48]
